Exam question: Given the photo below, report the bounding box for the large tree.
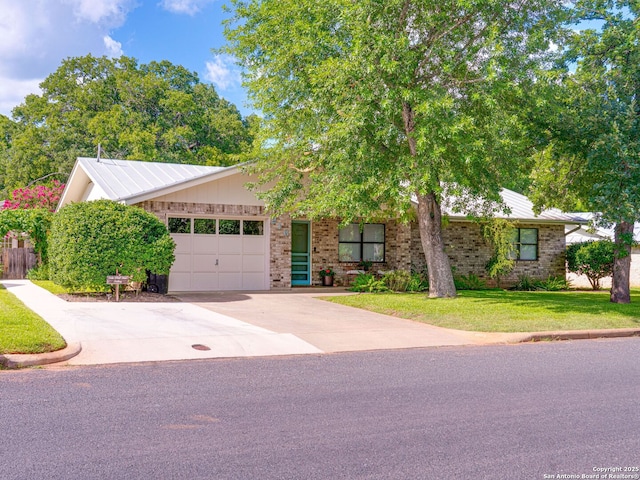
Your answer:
[0,55,255,195]
[223,0,567,297]
[529,0,640,303]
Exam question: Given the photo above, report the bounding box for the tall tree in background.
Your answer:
[224,0,567,297]
[529,0,640,303]
[0,55,255,195]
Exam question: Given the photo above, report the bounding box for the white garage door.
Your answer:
[168,217,268,292]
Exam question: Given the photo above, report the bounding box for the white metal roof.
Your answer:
[62,157,239,206]
[565,212,640,243]
[435,188,587,224]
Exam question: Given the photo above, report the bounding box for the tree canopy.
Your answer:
[0,55,255,196]
[529,0,640,302]
[224,0,567,297]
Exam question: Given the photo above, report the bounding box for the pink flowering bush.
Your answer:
[2,180,65,212]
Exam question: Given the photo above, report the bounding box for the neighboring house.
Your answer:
[59,157,585,292]
[565,214,640,288]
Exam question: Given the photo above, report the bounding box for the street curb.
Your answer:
[515,328,640,343]
[0,342,82,369]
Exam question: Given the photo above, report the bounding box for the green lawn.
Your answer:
[0,285,67,355]
[323,289,640,332]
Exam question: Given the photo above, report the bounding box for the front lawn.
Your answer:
[323,289,640,332]
[0,285,67,355]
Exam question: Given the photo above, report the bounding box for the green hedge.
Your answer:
[49,200,175,291]
[566,240,614,290]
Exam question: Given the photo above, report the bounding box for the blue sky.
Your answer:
[0,0,248,118]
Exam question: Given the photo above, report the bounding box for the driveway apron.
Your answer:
[175,289,504,352]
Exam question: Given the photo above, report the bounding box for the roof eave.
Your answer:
[446,215,588,225]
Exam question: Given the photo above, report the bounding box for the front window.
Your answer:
[509,228,538,260]
[339,223,385,262]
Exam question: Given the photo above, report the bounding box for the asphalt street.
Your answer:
[2,339,640,479]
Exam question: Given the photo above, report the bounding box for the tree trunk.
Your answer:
[610,221,633,304]
[415,192,457,298]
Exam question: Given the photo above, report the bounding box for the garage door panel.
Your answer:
[243,255,265,272]
[169,273,191,291]
[192,255,218,273]
[242,237,265,254]
[218,254,242,272]
[219,236,242,254]
[192,273,219,290]
[242,273,265,290]
[193,236,218,255]
[172,253,191,272]
[219,272,242,290]
[172,235,192,254]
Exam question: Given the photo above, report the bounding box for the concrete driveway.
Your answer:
[3,281,517,367]
[175,288,509,352]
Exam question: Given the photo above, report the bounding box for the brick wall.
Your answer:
[270,215,292,289]
[139,201,265,221]
[411,221,566,287]
[309,219,412,286]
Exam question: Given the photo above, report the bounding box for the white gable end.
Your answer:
[148,173,264,206]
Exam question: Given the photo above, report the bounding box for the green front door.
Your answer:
[291,221,311,286]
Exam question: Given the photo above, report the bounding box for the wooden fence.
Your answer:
[2,248,37,279]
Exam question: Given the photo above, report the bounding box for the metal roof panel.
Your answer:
[77,157,227,201]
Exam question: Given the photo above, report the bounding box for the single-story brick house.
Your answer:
[58,157,585,292]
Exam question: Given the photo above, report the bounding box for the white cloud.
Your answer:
[104,36,124,58]
[205,55,241,91]
[0,77,42,117]
[63,0,131,24]
[159,0,213,16]
[0,0,134,117]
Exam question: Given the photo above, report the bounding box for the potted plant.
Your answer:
[319,267,336,286]
[357,259,373,272]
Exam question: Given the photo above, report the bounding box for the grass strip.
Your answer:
[323,289,640,332]
[0,285,67,354]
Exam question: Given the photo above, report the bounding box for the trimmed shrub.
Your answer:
[26,263,50,281]
[566,240,614,290]
[511,274,538,291]
[49,200,175,291]
[454,274,487,290]
[534,276,571,291]
[350,273,389,292]
[382,270,429,293]
[406,273,429,292]
[383,270,412,292]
